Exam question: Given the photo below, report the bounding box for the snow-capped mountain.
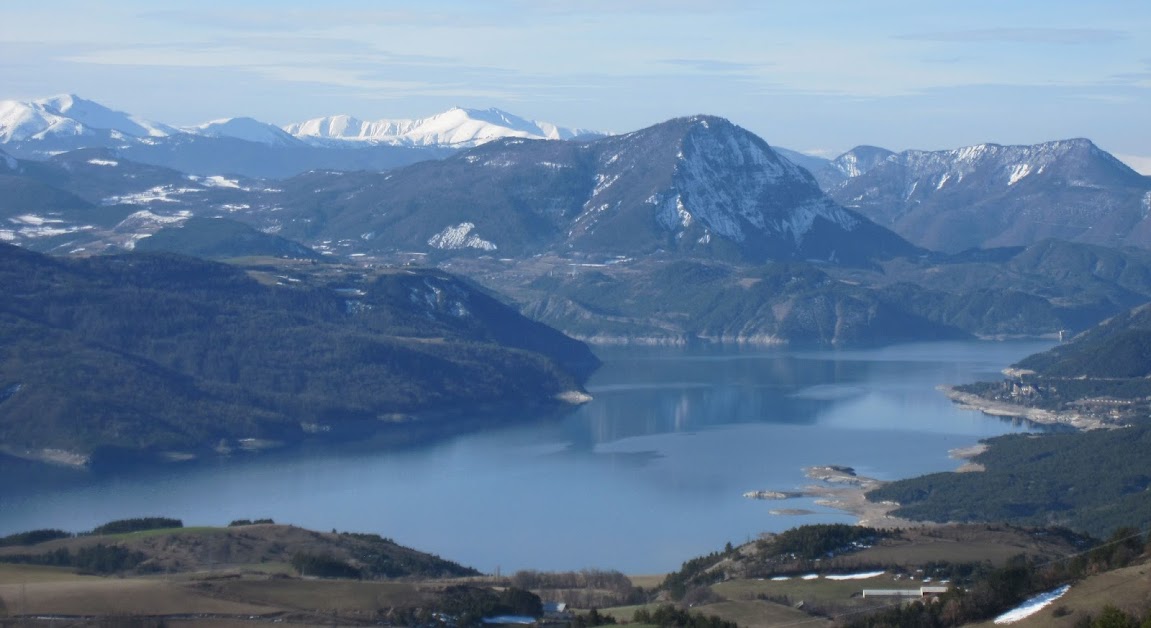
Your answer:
[811,145,896,190]
[263,115,917,264]
[0,94,175,143]
[827,139,1151,252]
[184,117,301,147]
[285,106,601,147]
[0,95,598,178]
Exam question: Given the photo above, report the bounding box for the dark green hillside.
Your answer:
[0,174,93,214]
[948,301,1151,412]
[1016,303,1151,377]
[0,244,597,460]
[467,238,1151,347]
[134,216,324,260]
[518,259,968,345]
[270,139,593,252]
[0,521,479,579]
[867,423,1151,538]
[871,302,1151,537]
[828,239,1151,339]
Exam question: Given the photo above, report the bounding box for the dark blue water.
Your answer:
[0,340,1053,574]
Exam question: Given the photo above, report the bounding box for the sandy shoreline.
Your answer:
[762,443,996,529]
[949,443,988,472]
[800,466,930,529]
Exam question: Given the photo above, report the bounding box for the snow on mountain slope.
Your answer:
[664,117,858,244]
[559,115,871,258]
[805,145,896,190]
[890,139,1121,188]
[828,138,1151,252]
[0,94,175,142]
[285,106,599,147]
[265,114,916,265]
[185,117,301,146]
[830,145,895,179]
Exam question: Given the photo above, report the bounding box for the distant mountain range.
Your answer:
[4,94,1149,255]
[259,115,918,265]
[284,106,601,146]
[0,95,599,178]
[0,116,919,266]
[0,94,598,147]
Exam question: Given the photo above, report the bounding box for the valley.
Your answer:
[2,93,1151,627]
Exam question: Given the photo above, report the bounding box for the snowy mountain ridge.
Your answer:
[0,95,600,177]
[284,106,601,147]
[825,137,1151,252]
[891,138,1123,189]
[0,95,599,150]
[0,94,177,143]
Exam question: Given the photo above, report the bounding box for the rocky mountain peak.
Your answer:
[826,138,1151,252]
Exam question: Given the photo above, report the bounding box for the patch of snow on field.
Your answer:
[11,214,62,226]
[800,574,819,580]
[203,175,242,189]
[826,571,886,581]
[87,158,119,166]
[104,185,201,205]
[993,585,1070,624]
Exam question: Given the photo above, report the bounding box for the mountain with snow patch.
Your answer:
[810,145,896,190]
[826,139,1151,252]
[261,115,917,264]
[285,106,602,147]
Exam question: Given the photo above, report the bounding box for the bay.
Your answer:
[0,339,1054,574]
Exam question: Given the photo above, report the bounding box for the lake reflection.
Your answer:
[0,340,1054,574]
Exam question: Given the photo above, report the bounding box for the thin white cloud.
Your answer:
[659,59,770,74]
[897,28,1128,45]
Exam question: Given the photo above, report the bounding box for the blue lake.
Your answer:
[0,339,1054,574]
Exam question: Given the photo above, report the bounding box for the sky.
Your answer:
[2,0,1149,171]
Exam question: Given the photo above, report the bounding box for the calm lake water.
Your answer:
[0,339,1054,574]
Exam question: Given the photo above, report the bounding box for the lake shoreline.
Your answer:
[792,439,996,529]
[795,465,930,530]
[939,385,1109,430]
[1,340,1053,572]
